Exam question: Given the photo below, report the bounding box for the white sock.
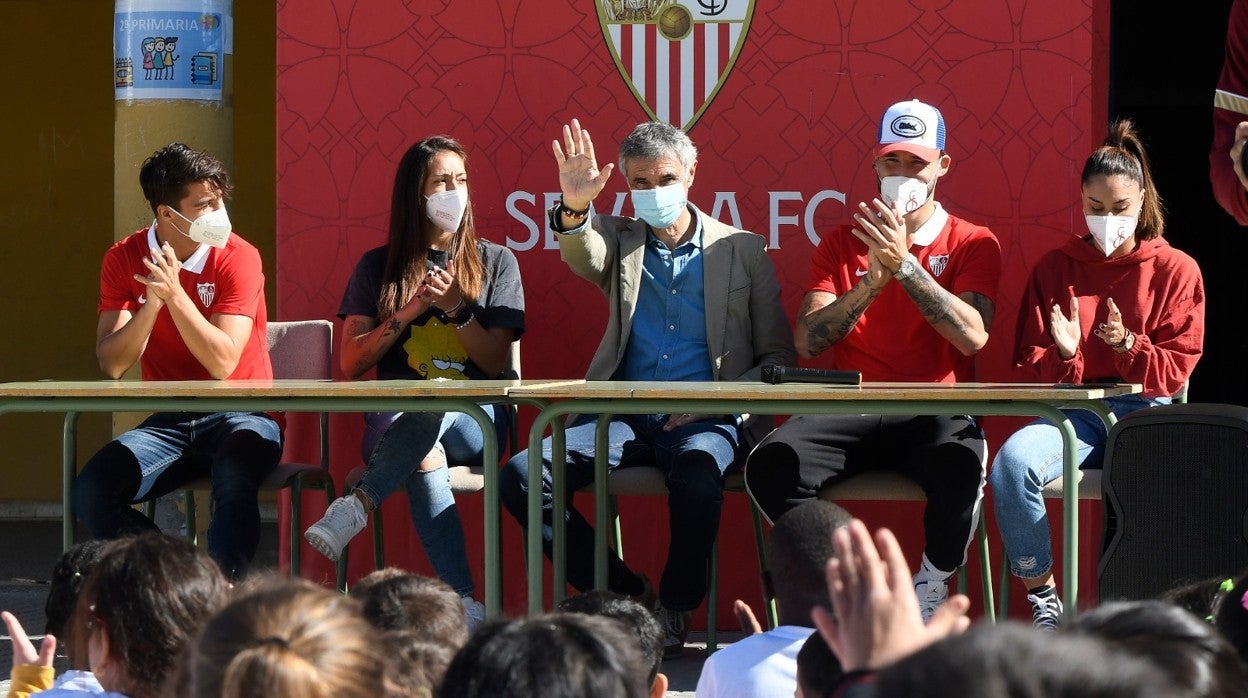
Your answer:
[913,553,954,584]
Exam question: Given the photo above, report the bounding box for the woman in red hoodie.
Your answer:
[988,119,1205,631]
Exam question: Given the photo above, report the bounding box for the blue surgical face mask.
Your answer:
[630,182,688,229]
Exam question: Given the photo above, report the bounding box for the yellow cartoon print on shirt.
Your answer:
[404,314,468,379]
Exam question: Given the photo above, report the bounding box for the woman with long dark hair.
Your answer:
[304,136,524,629]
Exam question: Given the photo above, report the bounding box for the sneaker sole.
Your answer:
[303,528,343,562]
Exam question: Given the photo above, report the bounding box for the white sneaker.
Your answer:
[303,495,367,561]
[914,578,948,624]
[462,596,487,632]
[1027,588,1064,631]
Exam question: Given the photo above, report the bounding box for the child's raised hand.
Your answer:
[2,610,56,670]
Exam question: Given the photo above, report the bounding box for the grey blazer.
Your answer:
[556,204,797,444]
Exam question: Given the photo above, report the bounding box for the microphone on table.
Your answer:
[760,366,862,385]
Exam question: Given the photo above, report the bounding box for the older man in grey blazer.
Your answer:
[500,118,795,657]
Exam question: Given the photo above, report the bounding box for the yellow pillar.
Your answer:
[112,1,234,538]
[114,1,234,236]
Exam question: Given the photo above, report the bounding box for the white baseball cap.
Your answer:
[873,99,947,162]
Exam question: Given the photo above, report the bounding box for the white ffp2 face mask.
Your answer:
[1084,214,1136,256]
[172,206,231,248]
[426,188,469,233]
[880,176,930,213]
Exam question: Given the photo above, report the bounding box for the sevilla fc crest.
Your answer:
[197,282,216,307]
[598,0,754,131]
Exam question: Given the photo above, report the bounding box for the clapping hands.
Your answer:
[417,257,463,313]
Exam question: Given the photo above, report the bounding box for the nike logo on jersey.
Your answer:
[854,268,869,277]
[138,294,146,304]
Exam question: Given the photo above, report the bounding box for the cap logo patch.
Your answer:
[890,115,926,138]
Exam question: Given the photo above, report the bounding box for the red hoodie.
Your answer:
[1013,235,1204,398]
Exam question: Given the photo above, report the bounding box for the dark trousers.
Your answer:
[71,411,281,581]
[744,413,985,572]
[500,412,739,611]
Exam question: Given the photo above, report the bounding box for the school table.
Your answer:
[507,380,1143,618]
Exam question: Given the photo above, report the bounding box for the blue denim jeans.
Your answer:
[989,395,1168,580]
[499,413,740,612]
[353,406,507,596]
[71,411,282,581]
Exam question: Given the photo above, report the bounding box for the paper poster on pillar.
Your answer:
[113,0,232,101]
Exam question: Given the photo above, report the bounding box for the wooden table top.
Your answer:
[506,380,1144,401]
[0,378,586,399]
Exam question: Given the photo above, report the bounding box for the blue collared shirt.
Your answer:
[620,215,713,381]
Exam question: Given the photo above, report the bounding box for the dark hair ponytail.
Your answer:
[1080,119,1165,240]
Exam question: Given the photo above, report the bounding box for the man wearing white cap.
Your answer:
[744,99,1001,622]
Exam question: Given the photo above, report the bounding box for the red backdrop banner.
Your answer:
[276,0,1110,624]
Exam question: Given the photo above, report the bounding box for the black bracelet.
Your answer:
[442,298,464,316]
[548,204,589,234]
[556,199,590,219]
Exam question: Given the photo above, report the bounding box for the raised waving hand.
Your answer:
[552,118,614,211]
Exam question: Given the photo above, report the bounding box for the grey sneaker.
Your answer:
[303,495,367,561]
[914,578,948,624]
[656,605,691,659]
[462,596,487,633]
[1027,589,1064,631]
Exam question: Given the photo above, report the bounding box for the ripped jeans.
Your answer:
[353,407,507,596]
[989,395,1168,581]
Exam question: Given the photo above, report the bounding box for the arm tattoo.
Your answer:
[386,317,401,335]
[800,295,834,356]
[344,316,372,340]
[897,268,969,333]
[968,292,994,331]
[803,280,880,356]
[835,282,877,337]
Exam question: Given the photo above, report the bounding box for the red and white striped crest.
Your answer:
[197,282,216,308]
[598,0,754,131]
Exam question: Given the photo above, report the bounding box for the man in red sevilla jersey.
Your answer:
[71,143,281,581]
[744,99,1002,624]
[1212,0,1248,224]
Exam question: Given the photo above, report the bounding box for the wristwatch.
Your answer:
[1114,331,1136,353]
[894,254,920,280]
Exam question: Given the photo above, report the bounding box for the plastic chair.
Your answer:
[814,471,996,621]
[1098,400,1248,601]
[167,320,340,584]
